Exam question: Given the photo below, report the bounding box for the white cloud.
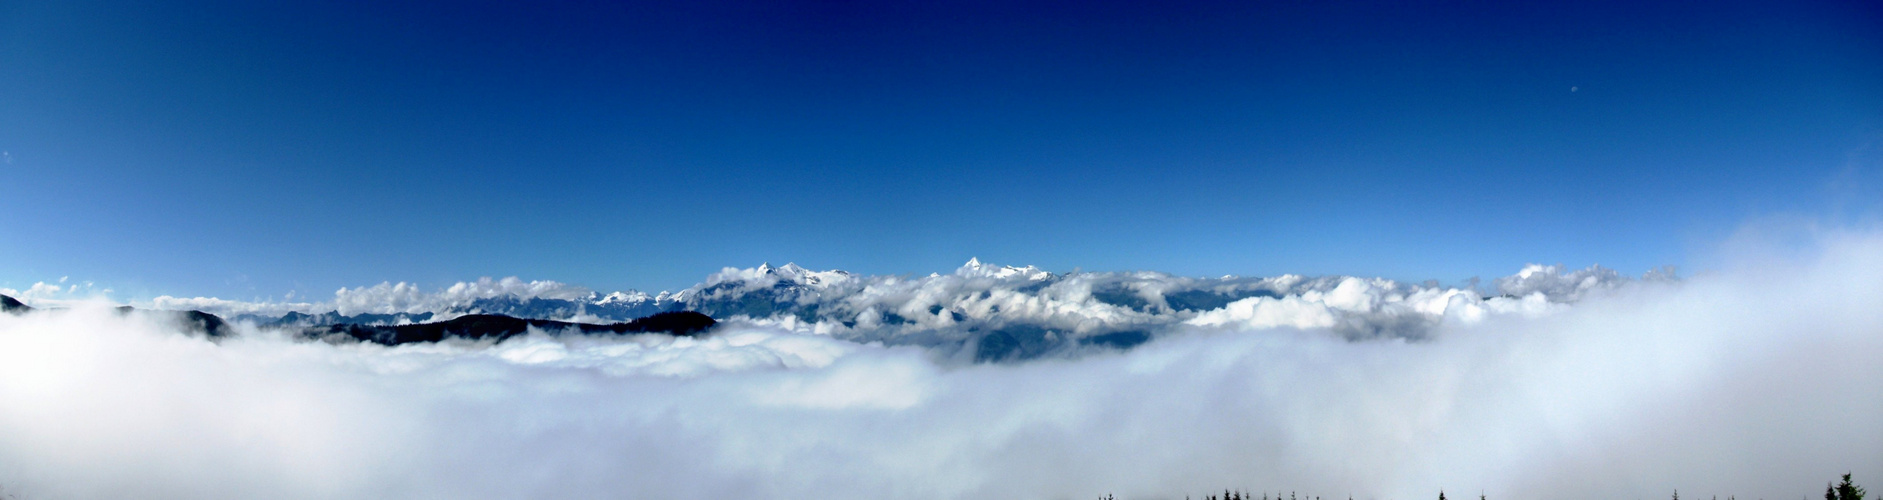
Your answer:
[328,277,595,317]
[1186,295,1339,330]
[126,277,602,318]
[0,228,1879,500]
[2,280,113,309]
[1185,278,1562,337]
[1492,263,1631,302]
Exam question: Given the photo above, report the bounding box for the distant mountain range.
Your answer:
[1,293,716,346]
[9,259,1653,362]
[230,291,687,327]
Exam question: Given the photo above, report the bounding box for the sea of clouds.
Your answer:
[1,227,1880,499]
[32,253,1679,363]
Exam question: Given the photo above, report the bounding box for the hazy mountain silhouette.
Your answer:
[2,294,711,344]
[1,294,30,314]
[112,305,235,338]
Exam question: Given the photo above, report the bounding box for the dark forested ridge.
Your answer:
[0,294,29,314]
[158,308,234,338]
[303,311,717,345]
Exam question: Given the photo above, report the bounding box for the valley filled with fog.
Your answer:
[1,229,1879,500]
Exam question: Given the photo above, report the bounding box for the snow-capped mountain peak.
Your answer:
[596,290,653,305]
[956,257,1053,281]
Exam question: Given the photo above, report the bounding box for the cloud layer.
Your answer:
[1,232,1880,499]
[103,259,1662,363]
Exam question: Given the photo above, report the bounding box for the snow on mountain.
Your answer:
[956,257,1053,280]
[154,260,1667,363]
[667,259,1663,363]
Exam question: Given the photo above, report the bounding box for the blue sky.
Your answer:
[2,0,1880,300]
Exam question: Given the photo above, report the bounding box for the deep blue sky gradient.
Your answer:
[2,0,1881,299]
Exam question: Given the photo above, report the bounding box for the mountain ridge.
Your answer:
[305,310,717,345]
[1,293,717,345]
[19,260,1661,363]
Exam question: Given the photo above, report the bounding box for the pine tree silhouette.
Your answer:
[1823,473,1867,500]
[1440,490,1447,500]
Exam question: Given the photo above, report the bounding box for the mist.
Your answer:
[1,232,1879,500]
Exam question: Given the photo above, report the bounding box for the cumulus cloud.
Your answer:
[1492,263,1637,302]
[332,277,594,316]
[2,280,111,309]
[1186,278,1565,339]
[2,229,1880,500]
[148,295,319,317]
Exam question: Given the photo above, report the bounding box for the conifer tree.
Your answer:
[1829,473,1866,500]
